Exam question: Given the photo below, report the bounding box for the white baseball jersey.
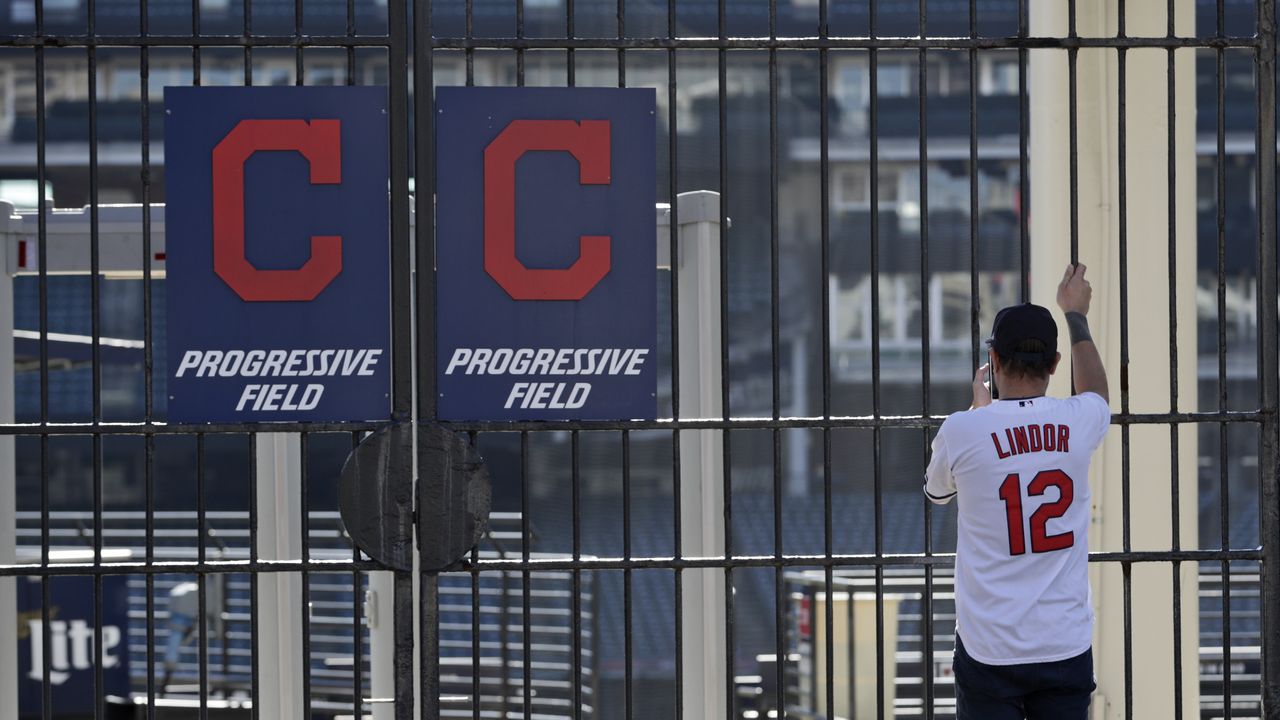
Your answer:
[924,391,1110,665]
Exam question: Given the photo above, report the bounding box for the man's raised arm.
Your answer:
[1056,263,1109,403]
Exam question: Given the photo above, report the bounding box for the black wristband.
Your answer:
[1065,311,1092,345]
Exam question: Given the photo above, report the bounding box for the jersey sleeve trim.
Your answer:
[923,484,956,504]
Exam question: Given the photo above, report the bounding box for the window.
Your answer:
[834,167,900,211]
[982,53,1019,95]
[10,0,77,23]
[306,65,345,86]
[876,62,911,97]
[0,67,11,136]
[110,68,141,99]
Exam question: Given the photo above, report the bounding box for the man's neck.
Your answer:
[996,379,1050,400]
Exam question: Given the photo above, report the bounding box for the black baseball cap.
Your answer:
[987,303,1058,361]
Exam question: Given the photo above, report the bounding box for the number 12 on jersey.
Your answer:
[998,469,1075,556]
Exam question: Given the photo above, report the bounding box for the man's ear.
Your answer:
[1048,351,1063,376]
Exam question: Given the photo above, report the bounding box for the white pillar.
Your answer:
[1030,3,1200,718]
[368,572,396,720]
[665,190,729,720]
[0,200,18,720]
[254,433,305,719]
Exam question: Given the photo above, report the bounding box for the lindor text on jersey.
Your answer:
[173,348,385,413]
[990,423,1071,459]
[444,347,650,410]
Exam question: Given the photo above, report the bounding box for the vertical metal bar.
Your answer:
[717,0,735,712]
[464,0,473,84]
[767,0,785,713]
[520,431,531,720]
[1165,21,1184,717]
[191,0,200,83]
[817,0,834,714]
[1253,2,1280,716]
[406,570,425,720]
[399,0,420,425]
[616,3,630,717]
[346,0,355,83]
[197,433,208,720]
[968,3,979,368]
[398,0,423,711]
[294,0,304,84]
[571,431,583,718]
[917,12,935,718]
[622,430,634,720]
[1016,0,1029,300]
[668,0,683,714]
[352,432,364,720]
[470,478,481,719]
[515,0,524,84]
[301,433,313,720]
[86,6,105,716]
[1216,37,1234,720]
[868,5,886,717]
[140,0,158,707]
[1068,17,1078,264]
[249,434,261,720]
[33,6,52,715]
[1116,19,1135,717]
[616,0,625,86]
[566,0,574,85]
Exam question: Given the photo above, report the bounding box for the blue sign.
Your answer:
[18,576,130,715]
[435,87,657,421]
[164,86,391,423]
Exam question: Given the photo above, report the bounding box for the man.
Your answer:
[924,263,1110,719]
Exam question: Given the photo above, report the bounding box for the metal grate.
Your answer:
[1,1,1279,720]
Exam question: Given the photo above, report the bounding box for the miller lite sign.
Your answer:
[435,87,657,421]
[164,86,391,423]
[18,576,130,714]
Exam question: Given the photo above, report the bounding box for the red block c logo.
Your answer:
[483,119,612,301]
[212,119,343,302]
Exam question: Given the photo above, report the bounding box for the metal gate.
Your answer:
[1,0,1279,719]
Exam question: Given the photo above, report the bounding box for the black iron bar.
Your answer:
[346,0,354,82]
[868,5,887,708]
[667,0,683,715]
[622,430,634,720]
[1016,24,1028,300]
[86,11,106,716]
[1116,32,1135,720]
[520,431,531,720]
[465,0,473,85]
[0,547,1265,577]
[399,570,420,720]
[139,0,158,707]
[248,434,260,720]
[0,34,1260,50]
[197,433,208,720]
[1165,17,1184,715]
[34,29,50,720]
[818,0,834,714]
[717,0,734,716]
[768,0,786,712]
[352,432,363,720]
[571,431,583,718]
[918,11,935,715]
[1252,2,1280,716]
[1216,36,1233,720]
[968,0,978,369]
[301,433,313,720]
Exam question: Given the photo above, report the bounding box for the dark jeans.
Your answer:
[953,635,1096,720]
